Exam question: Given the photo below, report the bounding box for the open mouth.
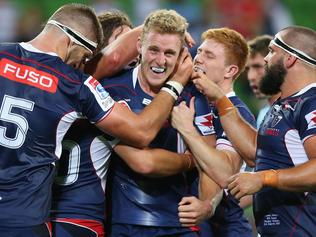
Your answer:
[194,66,206,74]
[252,85,258,91]
[150,66,165,74]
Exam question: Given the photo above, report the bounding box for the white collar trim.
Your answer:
[19,42,58,56]
[293,83,316,96]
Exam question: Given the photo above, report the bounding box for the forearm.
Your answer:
[103,91,177,147]
[86,25,142,79]
[136,90,178,144]
[217,97,257,166]
[115,144,193,177]
[262,159,316,192]
[199,172,223,217]
[180,128,240,187]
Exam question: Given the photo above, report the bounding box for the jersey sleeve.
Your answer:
[79,76,115,123]
[236,105,256,128]
[215,99,256,151]
[298,97,316,142]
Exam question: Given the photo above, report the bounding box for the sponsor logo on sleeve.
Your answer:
[96,84,109,99]
[0,58,58,93]
[85,77,114,112]
[86,77,110,99]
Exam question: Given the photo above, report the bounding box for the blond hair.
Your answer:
[141,9,188,45]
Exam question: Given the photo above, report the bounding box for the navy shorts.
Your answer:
[110,223,200,237]
[0,222,52,237]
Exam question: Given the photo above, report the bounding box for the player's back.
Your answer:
[0,42,107,227]
[51,119,117,223]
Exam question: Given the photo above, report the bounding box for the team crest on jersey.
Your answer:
[195,112,215,135]
[270,104,283,127]
[305,110,316,130]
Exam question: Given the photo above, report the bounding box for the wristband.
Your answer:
[215,96,236,116]
[161,87,178,100]
[165,81,184,96]
[163,83,180,97]
[261,169,279,188]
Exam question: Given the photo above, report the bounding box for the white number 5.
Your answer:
[0,95,34,149]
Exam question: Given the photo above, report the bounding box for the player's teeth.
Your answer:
[194,66,206,74]
[151,67,165,73]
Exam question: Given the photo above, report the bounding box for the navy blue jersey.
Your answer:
[208,92,255,236]
[100,66,213,228]
[51,119,118,223]
[255,84,316,236]
[0,43,114,227]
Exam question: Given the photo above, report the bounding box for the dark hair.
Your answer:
[248,35,273,58]
[98,10,133,47]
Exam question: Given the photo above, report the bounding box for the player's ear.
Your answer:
[224,65,238,79]
[284,53,297,68]
[136,37,142,55]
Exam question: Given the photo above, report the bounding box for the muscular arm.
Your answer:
[219,109,257,166]
[228,136,316,199]
[96,48,193,148]
[199,171,223,214]
[114,144,194,177]
[192,71,257,165]
[85,25,142,79]
[271,136,316,192]
[172,99,243,187]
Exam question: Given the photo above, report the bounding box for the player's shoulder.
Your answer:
[0,42,17,50]
[1,42,89,85]
[100,68,135,94]
[300,85,316,101]
[288,84,316,112]
[231,94,256,126]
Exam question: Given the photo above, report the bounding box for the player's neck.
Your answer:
[137,69,160,97]
[28,31,68,60]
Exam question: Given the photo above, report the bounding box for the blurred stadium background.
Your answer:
[1,0,315,117]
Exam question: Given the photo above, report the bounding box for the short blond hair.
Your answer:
[141,9,188,45]
[202,27,249,78]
